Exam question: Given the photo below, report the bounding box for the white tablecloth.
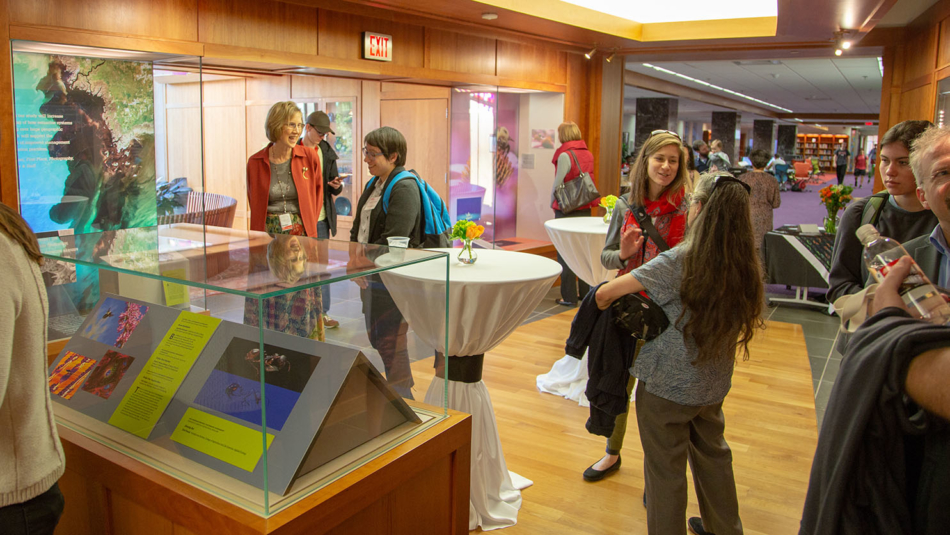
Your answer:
[379,248,561,530]
[543,217,616,287]
[538,217,618,408]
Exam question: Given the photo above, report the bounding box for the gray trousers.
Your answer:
[636,381,743,535]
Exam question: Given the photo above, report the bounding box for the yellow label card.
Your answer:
[109,312,221,438]
[171,408,275,472]
[161,268,188,307]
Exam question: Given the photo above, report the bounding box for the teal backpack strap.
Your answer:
[861,192,889,227]
[380,170,416,213]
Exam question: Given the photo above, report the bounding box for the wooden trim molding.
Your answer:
[902,72,935,94]
[9,24,206,56]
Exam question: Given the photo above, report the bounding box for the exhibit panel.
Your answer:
[449,86,565,250]
[38,226,451,516]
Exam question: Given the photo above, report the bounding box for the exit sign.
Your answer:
[363,32,393,62]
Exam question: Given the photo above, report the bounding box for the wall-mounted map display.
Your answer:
[13,51,157,234]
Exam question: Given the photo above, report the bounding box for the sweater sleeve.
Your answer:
[551,153,571,205]
[601,197,630,270]
[827,199,869,302]
[0,242,23,411]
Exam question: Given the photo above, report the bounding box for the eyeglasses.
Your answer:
[650,129,682,141]
[284,122,305,132]
[709,172,751,195]
[361,147,384,158]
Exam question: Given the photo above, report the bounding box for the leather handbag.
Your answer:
[554,150,600,214]
[612,292,669,341]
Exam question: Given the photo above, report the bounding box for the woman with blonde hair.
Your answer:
[551,121,599,306]
[244,101,325,341]
[583,130,690,482]
[0,203,66,534]
[597,172,764,534]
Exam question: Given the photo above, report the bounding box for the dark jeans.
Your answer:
[317,220,331,314]
[836,164,847,185]
[0,482,65,535]
[553,208,592,303]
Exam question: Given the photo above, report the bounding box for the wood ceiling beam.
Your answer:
[624,69,779,119]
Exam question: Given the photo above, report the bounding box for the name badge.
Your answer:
[278,213,293,231]
[364,196,381,211]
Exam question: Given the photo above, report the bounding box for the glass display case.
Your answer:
[449,85,565,250]
[40,225,450,516]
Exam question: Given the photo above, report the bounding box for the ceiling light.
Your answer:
[841,41,852,50]
[585,46,597,60]
[835,49,843,56]
[606,51,616,62]
[482,12,498,20]
[641,63,793,113]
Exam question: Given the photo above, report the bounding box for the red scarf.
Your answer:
[618,189,688,275]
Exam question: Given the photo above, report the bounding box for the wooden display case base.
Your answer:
[54,408,471,535]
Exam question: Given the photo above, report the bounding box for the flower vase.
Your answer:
[458,240,478,264]
[824,208,838,235]
[603,207,613,224]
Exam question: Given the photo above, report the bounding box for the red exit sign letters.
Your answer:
[362,32,393,62]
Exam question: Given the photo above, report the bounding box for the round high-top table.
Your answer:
[378,248,561,531]
[538,217,617,407]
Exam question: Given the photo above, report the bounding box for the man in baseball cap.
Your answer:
[301,111,343,328]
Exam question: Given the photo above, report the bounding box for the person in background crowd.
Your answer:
[905,125,950,287]
[827,120,938,303]
[853,150,868,188]
[0,203,66,535]
[301,111,344,329]
[551,121,599,306]
[709,139,731,167]
[707,154,730,173]
[834,141,851,186]
[800,255,950,535]
[737,149,782,263]
[693,140,710,174]
[582,130,690,482]
[684,146,700,193]
[869,143,878,177]
[596,172,763,535]
[766,152,786,172]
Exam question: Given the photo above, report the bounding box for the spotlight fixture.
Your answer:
[606,50,616,62]
[833,29,855,57]
[482,12,498,20]
[835,49,843,56]
[585,46,597,60]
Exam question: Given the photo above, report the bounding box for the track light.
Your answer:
[835,48,843,56]
[585,46,597,60]
[833,29,854,57]
[606,51,616,62]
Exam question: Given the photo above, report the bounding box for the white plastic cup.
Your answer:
[387,236,409,261]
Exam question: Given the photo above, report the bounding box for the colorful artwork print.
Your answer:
[48,351,96,399]
[81,350,135,399]
[530,129,555,149]
[13,51,157,234]
[193,338,320,431]
[80,297,149,349]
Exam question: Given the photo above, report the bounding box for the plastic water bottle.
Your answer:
[857,224,950,324]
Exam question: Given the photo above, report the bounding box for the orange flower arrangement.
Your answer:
[818,184,854,234]
[451,220,484,264]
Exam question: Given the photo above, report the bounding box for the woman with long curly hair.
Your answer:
[583,130,690,482]
[596,172,765,535]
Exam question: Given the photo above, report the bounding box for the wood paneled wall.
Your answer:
[874,1,950,191]
[0,0,613,210]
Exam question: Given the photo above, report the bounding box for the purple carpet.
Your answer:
[772,173,875,228]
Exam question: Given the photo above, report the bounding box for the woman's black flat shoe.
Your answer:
[556,299,576,306]
[583,456,621,482]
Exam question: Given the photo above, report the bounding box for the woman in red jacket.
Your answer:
[551,121,600,306]
[244,101,326,341]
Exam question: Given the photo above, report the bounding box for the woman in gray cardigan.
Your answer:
[0,203,65,534]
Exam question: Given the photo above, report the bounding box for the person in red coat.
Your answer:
[551,121,600,306]
[246,101,323,238]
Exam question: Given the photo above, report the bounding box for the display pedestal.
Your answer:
[54,406,472,535]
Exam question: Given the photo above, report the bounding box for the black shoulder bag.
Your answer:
[611,206,670,341]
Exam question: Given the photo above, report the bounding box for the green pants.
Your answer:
[606,374,637,455]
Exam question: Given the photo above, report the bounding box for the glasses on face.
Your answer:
[650,129,682,141]
[709,173,751,195]
[284,122,305,132]
[362,147,384,159]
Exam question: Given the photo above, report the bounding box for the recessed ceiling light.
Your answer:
[641,63,793,113]
[482,12,498,20]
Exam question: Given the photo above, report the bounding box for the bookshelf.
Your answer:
[796,134,849,172]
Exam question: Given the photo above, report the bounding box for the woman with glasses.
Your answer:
[551,121,600,306]
[348,126,421,398]
[596,172,763,535]
[244,101,326,341]
[583,130,690,483]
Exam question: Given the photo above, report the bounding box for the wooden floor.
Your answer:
[411,310,818,534]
